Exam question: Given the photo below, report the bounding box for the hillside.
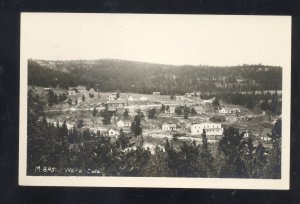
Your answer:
[28,59,282,94]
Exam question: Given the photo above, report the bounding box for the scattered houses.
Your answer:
[218,107,241,114]
[260,129,272,141]
[106,99,127,108]
[191,122,223,136]
[175,95,185,100]
[68,89,76,96]
[162,122,177,131]
[127,95,136,102]
[108,92,118,101]
[117,119,132,128]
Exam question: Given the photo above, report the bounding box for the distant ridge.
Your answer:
[28,58,282,94]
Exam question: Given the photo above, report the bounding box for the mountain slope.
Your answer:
[28,59,282,94]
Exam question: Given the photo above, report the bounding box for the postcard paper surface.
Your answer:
[19,13,291,189]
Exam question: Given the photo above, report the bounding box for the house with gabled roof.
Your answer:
[162,122,177,131]
[117,119,132,128]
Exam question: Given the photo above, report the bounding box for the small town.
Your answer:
[30,85,281,153]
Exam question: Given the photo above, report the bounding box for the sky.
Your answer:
[21,13,291,68]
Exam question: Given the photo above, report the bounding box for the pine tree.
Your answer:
[67,98,72,105]
[131,115,142,136]
[200,129,215,176]
[161,104,166,112]
[92,107,97,117]
[191,107,197,115]
[100,105,112,125]
[123,109,129,118]
[184,111,189,119]
[82,94,85,101]
[266,119,281,178]
[148,108,157,119]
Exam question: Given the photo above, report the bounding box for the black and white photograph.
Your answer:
[19,13,291,189]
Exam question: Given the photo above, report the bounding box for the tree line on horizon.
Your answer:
[28,59,282,94]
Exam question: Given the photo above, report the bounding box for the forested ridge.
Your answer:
[28,59,282,94]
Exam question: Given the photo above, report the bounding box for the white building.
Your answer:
[218,107,229,114]
[108,128,119,138]
[162,123,177,131]
[260,135,271,141]
[127,96,135,101]
[117,119,132,128]
[139,96,148,101]
[153,92,161,95]
[165,107,175,114]
[175,95,185,100]
[68,90,76,96]
[191,122,223,136]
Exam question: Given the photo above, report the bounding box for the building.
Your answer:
[195,91,201,97]
[164,106,176,114]
[106,99,127,108]
[139,96,148,101]
[68,90,76,96]
[218,107,229,114]
[117,119,132,128]
[260,129,272,141]
[210,115,226,122]
[127,96,135,102]
[175,95,185,100]
[185,93,193,98]
[191,122,223,136]
[230,108,241,114]
[239,128,249,138]
[153,92,161,95]
[108,128,119,138]
[162,123,177,131]
[108,92,118,101]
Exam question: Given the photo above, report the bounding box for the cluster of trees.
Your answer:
[99,105,113,125]
[148,108,158,119]
[47,90,68,107]
[174,105,197,118]
[131,112,143,137]
[160,104,170,112]
[28,59,282,94]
